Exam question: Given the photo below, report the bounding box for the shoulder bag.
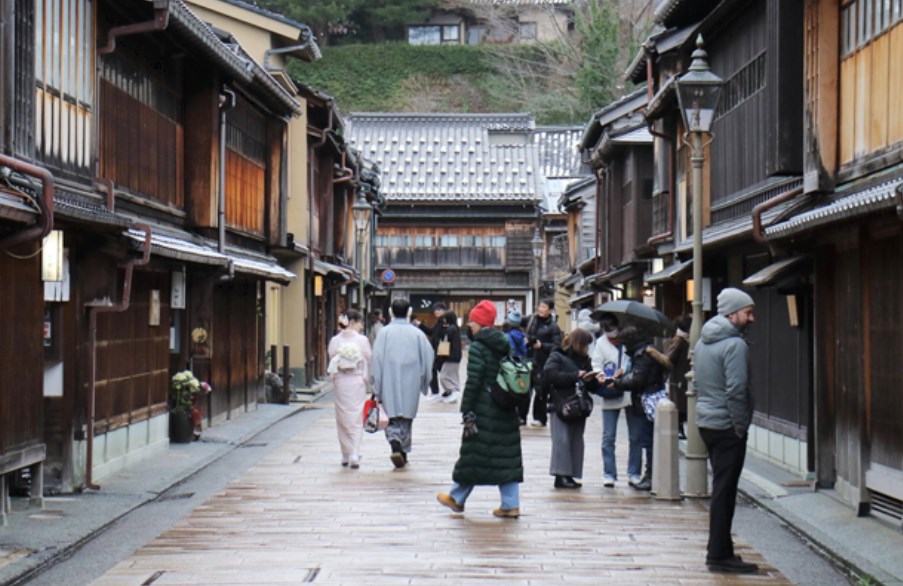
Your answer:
[557,380,594,422]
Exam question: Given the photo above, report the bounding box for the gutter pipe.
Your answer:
[752,187,804,245]
[263,29,319,70]
[0,155,55,250]
[218,88,236,253]
[98,1,170,55]
[85,223,152,490]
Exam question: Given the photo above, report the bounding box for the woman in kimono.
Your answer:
[327,309,371,468]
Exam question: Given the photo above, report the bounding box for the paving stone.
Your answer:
[94,400,790,585]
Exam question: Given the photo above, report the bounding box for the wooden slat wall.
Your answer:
[225,149,265,235]
[0,246,44,456]
[99,81,184,208]
[865,227,903,471]
[210,281,260,423]
[840,21,903,165]
[93,270,169,435]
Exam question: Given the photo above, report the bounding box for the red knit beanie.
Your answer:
[468,300,497,327]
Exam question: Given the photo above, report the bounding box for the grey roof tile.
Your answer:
[346,113,543,203]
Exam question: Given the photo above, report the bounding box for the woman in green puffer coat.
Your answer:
[436,300,524,519]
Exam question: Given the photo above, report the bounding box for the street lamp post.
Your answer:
[352,193,372,313]
[675,35,723,498]
[531,227,543,307]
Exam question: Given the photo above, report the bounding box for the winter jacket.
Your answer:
[590,335,632,410]
[436,311,463,366]
[525,313,563,385]
[694,314,754,437]
[453,327,524,486]
[543,347,599,414]
[614,342,670,417]
[506,328,528,358]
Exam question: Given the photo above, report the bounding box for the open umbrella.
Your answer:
[593,300,675,338]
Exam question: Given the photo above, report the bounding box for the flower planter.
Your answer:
[169,410,194,444]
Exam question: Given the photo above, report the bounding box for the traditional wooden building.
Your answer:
[346,113,544,324]
[758,0,903,526]
[621,0,812,477]
[0,0,306,497]
[408,0,574,45]
[574,88,655,309]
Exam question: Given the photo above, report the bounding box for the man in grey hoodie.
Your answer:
[694,287,757,574]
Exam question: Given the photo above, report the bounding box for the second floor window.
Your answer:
[35,0,94,174]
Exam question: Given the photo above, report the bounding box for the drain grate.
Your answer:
[871,489,903,524]
[156,492,195,502]
[142,571,165,585]
[303,567,320,582]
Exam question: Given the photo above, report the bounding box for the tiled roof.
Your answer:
[534,126,584,178]
[346,113,543,203]
[169,0,253,84]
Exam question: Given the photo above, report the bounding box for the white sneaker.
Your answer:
[628,474,643,487]
[442,391,460,404]
[530,420,546,427]
[603,475,615,488]
[424,394,438,402]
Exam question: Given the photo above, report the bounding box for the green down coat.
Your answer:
[452,327,524,486]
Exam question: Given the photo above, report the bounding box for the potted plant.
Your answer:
[169,370,200,443]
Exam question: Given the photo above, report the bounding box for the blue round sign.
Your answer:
[380,269,396,284]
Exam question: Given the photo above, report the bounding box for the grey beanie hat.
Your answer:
[717,287,755,316]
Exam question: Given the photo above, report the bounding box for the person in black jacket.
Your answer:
[415,302,448,401]
[612,326,671,491]
[544,328,599,489]
[437,310,463,403]
[522,298,563,427]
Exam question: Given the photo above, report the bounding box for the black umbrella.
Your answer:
[593,300,675,338]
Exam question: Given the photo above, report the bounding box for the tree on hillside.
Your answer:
[476,0,653,123]
[255,0,442,45]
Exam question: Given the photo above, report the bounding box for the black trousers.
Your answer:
[699,427,747,561]
[520,371,548,424]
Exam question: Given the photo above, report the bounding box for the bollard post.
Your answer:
[652,397,682,500]
[282,345,291,404]
[270,344,278,374]
[683,368,710,497]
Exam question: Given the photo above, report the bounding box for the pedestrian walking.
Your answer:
[611,326,671,491]
[367,308,385,347]
[437,310,463,403]
[665,315,692,439]
[326,309,371,469]
[371,297,434,468]
[521,298,562,427]
[695,288,758,574]
[590,313,635,488]
[503,310,528,359]
[437,300,524,519]
[544,328,599,489]
[414,302,448,401]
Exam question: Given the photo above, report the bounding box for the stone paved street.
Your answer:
[94,397,790,585]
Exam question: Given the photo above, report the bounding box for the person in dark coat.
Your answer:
[521,297,563,427]
[612,326,671,491]
[437,310,463,403]
[665,315,692,438]
[415,302,448,400]
[544,328,599,489]
[437,300,524,519]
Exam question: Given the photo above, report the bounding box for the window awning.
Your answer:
[646,259,692,284]
[314,259,356,280]
[592,263,644,287]
[124,229,295,284]
[0,190,37,224]
[742,256,807,288]
[569,290,595,307]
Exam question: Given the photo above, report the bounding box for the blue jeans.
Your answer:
[450,481,519,510]
[602,408,642,480]
[626,408,654,478]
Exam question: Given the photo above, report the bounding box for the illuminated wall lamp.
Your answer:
[42,229,64,282]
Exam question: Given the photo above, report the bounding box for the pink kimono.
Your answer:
[327,329,372,466]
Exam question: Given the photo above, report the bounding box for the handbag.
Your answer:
[363,397,389,433]
[437,338,451,357]
[641,388,669,422]
[556,380,594,422]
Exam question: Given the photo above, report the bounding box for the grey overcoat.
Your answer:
[371,318,434,419]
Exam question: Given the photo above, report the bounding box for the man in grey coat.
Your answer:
[371,297,435,468]
[694,287,757,574]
